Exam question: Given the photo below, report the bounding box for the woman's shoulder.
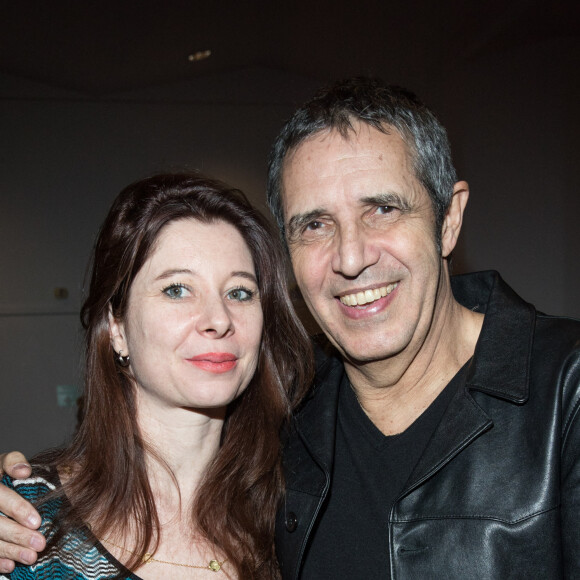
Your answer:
[1,464,59,504]
[2,463,62,534]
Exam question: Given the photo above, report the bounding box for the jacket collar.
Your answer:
[292,347,344,481]
[451,270,536,404]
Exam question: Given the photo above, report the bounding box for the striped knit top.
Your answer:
[0,465,139,580]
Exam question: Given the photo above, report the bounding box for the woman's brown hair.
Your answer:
[36,173,313,578]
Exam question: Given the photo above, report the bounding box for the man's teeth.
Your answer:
[340,283,398,306]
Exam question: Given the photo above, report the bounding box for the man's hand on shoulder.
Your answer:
[0,452,45,573]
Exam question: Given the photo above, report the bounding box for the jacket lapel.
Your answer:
[405,271,536,493]
[455,271,535,404]
[293,353,343,487]
[403,383,493,493]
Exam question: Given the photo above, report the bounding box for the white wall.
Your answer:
[1,38,579,454]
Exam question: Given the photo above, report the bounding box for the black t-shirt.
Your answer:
[300,363,469,579]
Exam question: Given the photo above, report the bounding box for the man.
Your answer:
[266,78,580,578]
[1,77,579,578]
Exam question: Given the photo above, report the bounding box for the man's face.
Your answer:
[281,122,446,366]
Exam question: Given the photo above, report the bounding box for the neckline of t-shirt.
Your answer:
[340,358,471,451]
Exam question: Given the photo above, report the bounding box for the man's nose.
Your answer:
[331,224,380,278]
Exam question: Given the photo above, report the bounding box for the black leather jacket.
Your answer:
[275,271,580,579]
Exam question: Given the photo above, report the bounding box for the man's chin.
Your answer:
[333,338,409,368]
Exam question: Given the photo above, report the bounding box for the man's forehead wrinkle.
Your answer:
[292,125,388,165]
[287,127,335,164]
[301,148,390,181]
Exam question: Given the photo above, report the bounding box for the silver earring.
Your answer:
[117,351,130,367]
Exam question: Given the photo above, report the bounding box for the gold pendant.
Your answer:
[142,553,153,564]
[208,559,221,571]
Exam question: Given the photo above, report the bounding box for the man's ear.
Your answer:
[441,181,469,259]
[108,307,127,355]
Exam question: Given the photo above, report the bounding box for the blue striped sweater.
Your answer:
[0,466,137,580]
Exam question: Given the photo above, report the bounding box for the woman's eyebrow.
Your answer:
[155,268,194,281]
[154,269,257,284]
[231,271,258,284]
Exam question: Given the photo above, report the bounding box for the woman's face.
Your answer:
[110,218,263,413]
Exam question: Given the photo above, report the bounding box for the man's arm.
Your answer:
[0,452,45,573]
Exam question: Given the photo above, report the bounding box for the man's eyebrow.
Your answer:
[360,192,412,211]
[286,209,326,236]
[285,193,411,237]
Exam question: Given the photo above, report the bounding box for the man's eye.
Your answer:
[376,205,395,215]
[305,220,323,231]
[162,283,189,299]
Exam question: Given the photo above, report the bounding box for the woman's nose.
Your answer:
[195,297,234,338]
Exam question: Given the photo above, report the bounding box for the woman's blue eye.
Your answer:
[227,287,254,301]
[163,284,188,299]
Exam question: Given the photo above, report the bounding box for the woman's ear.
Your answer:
[108,306,128,356]
[441,181,469,259]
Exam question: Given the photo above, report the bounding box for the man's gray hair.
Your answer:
[267,77,458,247]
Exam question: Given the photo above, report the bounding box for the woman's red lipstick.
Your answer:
[187,352,237,373]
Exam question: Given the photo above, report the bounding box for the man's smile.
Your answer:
[339,282,399,307]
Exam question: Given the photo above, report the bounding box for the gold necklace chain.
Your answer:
[100,537,227,572]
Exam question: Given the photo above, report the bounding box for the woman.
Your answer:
[0,173,313,578]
